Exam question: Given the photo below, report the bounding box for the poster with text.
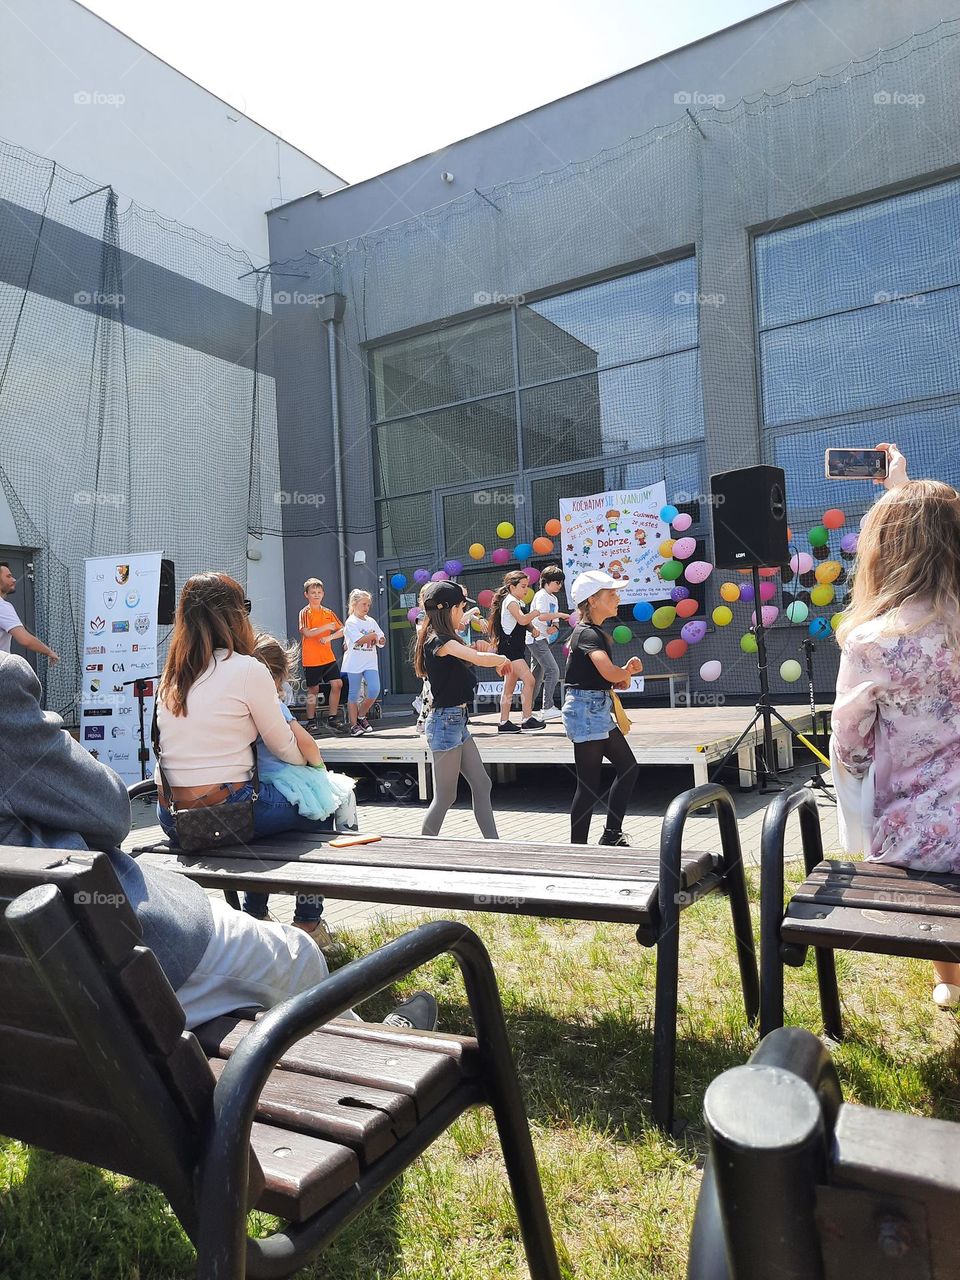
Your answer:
[558,482,670,606]
[79,552,162,784]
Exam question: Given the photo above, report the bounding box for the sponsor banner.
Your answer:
[558,482,670,605]
[80,552,162,783]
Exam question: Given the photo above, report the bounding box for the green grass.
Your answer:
[3,866,959,1279]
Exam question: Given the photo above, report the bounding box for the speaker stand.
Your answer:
[800,636,836,805]
[709,564,794,793]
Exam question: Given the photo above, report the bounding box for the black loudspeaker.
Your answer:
[710,466,788,568]
[158,559,176,624]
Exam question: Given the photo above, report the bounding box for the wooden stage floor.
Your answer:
[313,706,819,800]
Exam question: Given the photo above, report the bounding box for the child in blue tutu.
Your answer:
[252,633,356,822]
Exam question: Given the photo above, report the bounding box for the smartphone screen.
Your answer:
[824,448,889,480]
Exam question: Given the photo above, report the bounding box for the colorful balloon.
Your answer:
[670,585,691,602]
[759,581,776,602]
[779,660,802,682]
[665,638,688,660]
[523,588,535,604]
[700,660,722,682]
[830,612,843,631]
[751,605,780,627]
[431,571,449,582]
[390,573,407,590]
[815,561,841,584]
[660,504,679,523]
[633,601,654,622]
[676,598,699,619]
[719,582,740,603]
[684,560,713,584]
[477,589,495,608]
[532,537,554,555]
[643,636,663,655]
[545,518,562,537]
[758,567,779,578]
[652,606,677,629]
[468,543,485,560]
[406,607,421,624]
[514,543,533,561]
[612,624,633,644]
[808,526,829,547]
[822,509,846,530]
[840,532,859,555]
[681,620,707,644]
[658,539,676,559]
[810,584,835,607]
[739,583,755,603]
[786,599,809,624]
[672,511,693,532]
[672,536,697,560]
[413,569,430,584]
[809,617,831,638]
[496,521,515,539]
[740,632,758,653]
[660,560,684,581]
[491,548,510,566]
[526,567,541,584]
[712,605,733,626]
[790,552,814,575]
[444,559,463,576]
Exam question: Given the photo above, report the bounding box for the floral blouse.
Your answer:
[833,602,960,873]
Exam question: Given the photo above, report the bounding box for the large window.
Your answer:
[755,179,960,517]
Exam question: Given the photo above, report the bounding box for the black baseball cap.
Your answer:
[421,581,476,611]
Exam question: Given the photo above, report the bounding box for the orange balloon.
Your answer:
[823,508,846,530]
[758,567,779,577]
[676,598,699,618]
[545,518,561,537]
[532,536,554,555]
[737,569,752,575]
[665,638,689,660]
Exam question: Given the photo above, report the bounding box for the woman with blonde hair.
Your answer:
[342,588,385,736]
[832,444,960,1007]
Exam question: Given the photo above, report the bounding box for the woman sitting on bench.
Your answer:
[832,443,960,1009]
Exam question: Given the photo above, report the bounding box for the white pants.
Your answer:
[829,734,876,857]
[175,897,360,1029]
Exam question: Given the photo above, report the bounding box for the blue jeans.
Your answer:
[562,688,614,743]
[424,705,471,753]
[157,779,330,924]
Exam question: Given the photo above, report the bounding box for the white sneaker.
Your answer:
[540,707,563,721]
[933,983,960,1009]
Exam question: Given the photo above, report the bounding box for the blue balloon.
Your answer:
[809,617,831,637]
[514,543,533,561]
[633,601,654,622]
[390,573,407,590]
[660,505,679,523]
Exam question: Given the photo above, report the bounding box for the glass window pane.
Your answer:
[441,485,522,553]
[518,258,698,384]
[521,351,703,468]
[374,394,518,496]
[760,288,960,425]
[376,494,433,559]
[756,178,960,329]
[371,313,514,420]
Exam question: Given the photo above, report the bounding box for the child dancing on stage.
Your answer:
[414,580,513,838]
[342,589,385,736]
[487,569,546,734]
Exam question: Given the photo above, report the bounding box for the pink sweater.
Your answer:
[156,649,303,786]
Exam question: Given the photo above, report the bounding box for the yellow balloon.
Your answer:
[712,605,733,626]
[523,588,535,604]
[810,584,834,607]
[652,606,677,629]
[658,539,676,559]
[496,521,515,539]
[471,618,485,632]
[830,611,843,631]
[468,542,485,560]
[815,560,841,584]
[719,582,740,603]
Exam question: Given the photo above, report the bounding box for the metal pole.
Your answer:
[752,563,779,788]
[325,317,348,608]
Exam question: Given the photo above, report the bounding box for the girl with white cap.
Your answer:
[563,570,643,846]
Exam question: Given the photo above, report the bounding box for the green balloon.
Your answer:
[786,600,809,624]
[660,560,684,581]
[808,525,829,547]
[652,606,677,630]
[740,632,758,653]
[612,624,632,645]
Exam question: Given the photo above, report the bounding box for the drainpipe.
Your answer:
[317,293,347,603]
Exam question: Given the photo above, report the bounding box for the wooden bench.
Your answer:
[0,847,560,1279]
[129,782,760,1133]
[759,786,960,1040]
[688,1026,960,1279]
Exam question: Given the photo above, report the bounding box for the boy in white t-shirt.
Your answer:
[526,565,566,720]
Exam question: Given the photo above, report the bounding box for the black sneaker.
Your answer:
[325,716,348,735]
[520,717,545,732]
[598,828,631,847]
[383,991,438,1031]
[498,721,522,734]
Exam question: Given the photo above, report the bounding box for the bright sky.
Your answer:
[77,0,786,184]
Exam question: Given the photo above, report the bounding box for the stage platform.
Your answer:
[315,706,820,801]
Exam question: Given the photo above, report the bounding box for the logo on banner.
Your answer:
[85,663,103,672]
[115,564,130,584]
[134,615,150,635]
[112,620,129,633]
[89,616,105,635]
[111,726,126,738]
[111,662,124,672]
[118,706,133,716]
[89,679,101,693]
[131,643,139,652]
[89,748,100,759]
[108,750,131,764]
[84,726,105,740]
[124,590,140,608]
[85,707,112,718]
[103,590,117,609]
[86,645,105,654]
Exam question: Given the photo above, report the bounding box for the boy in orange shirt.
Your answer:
[299,578,345,733]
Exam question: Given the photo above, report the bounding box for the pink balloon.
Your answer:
[790,552,814,575]
[491,548,510,566]
[431,570,449,582]
[672,536,697,560]
[751,605,780,627]
[759,581,776,602]
[672,512,693,532]
[526,566,541,584]
[406,607,421,624]
[684,560,713,584]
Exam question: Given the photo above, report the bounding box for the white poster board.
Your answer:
[558,482,670,605]
[79,553,162,783]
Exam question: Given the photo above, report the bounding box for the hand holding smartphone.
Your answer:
[824,447,889,481]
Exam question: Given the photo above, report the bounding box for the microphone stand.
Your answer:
[122,675,160,782]
[800,637,835,802]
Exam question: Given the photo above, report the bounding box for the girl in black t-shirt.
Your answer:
[413,581,512,838]
[563,571,643,846]
[487,570,548,734]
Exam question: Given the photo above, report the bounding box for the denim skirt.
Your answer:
[562,688,614,743]
[424,705,471,753]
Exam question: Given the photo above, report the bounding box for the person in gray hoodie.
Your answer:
[0,651,436,1031]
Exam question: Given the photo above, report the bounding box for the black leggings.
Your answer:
[570,729,639,844]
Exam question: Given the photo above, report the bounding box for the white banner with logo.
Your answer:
[558,482,670,606]
[79,553,162,784]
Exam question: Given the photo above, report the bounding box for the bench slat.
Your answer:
[250,1122,360,1223]
[196,1015,468,1120]
[208,1057,414,1167]
[0,1082,150,1182]
[299,1020,482,1075]
[114,947,186,1056]
[796,864,960,915]
[0,1026,111,1110]
[0,953,72,1035]
[782,900,960,960]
